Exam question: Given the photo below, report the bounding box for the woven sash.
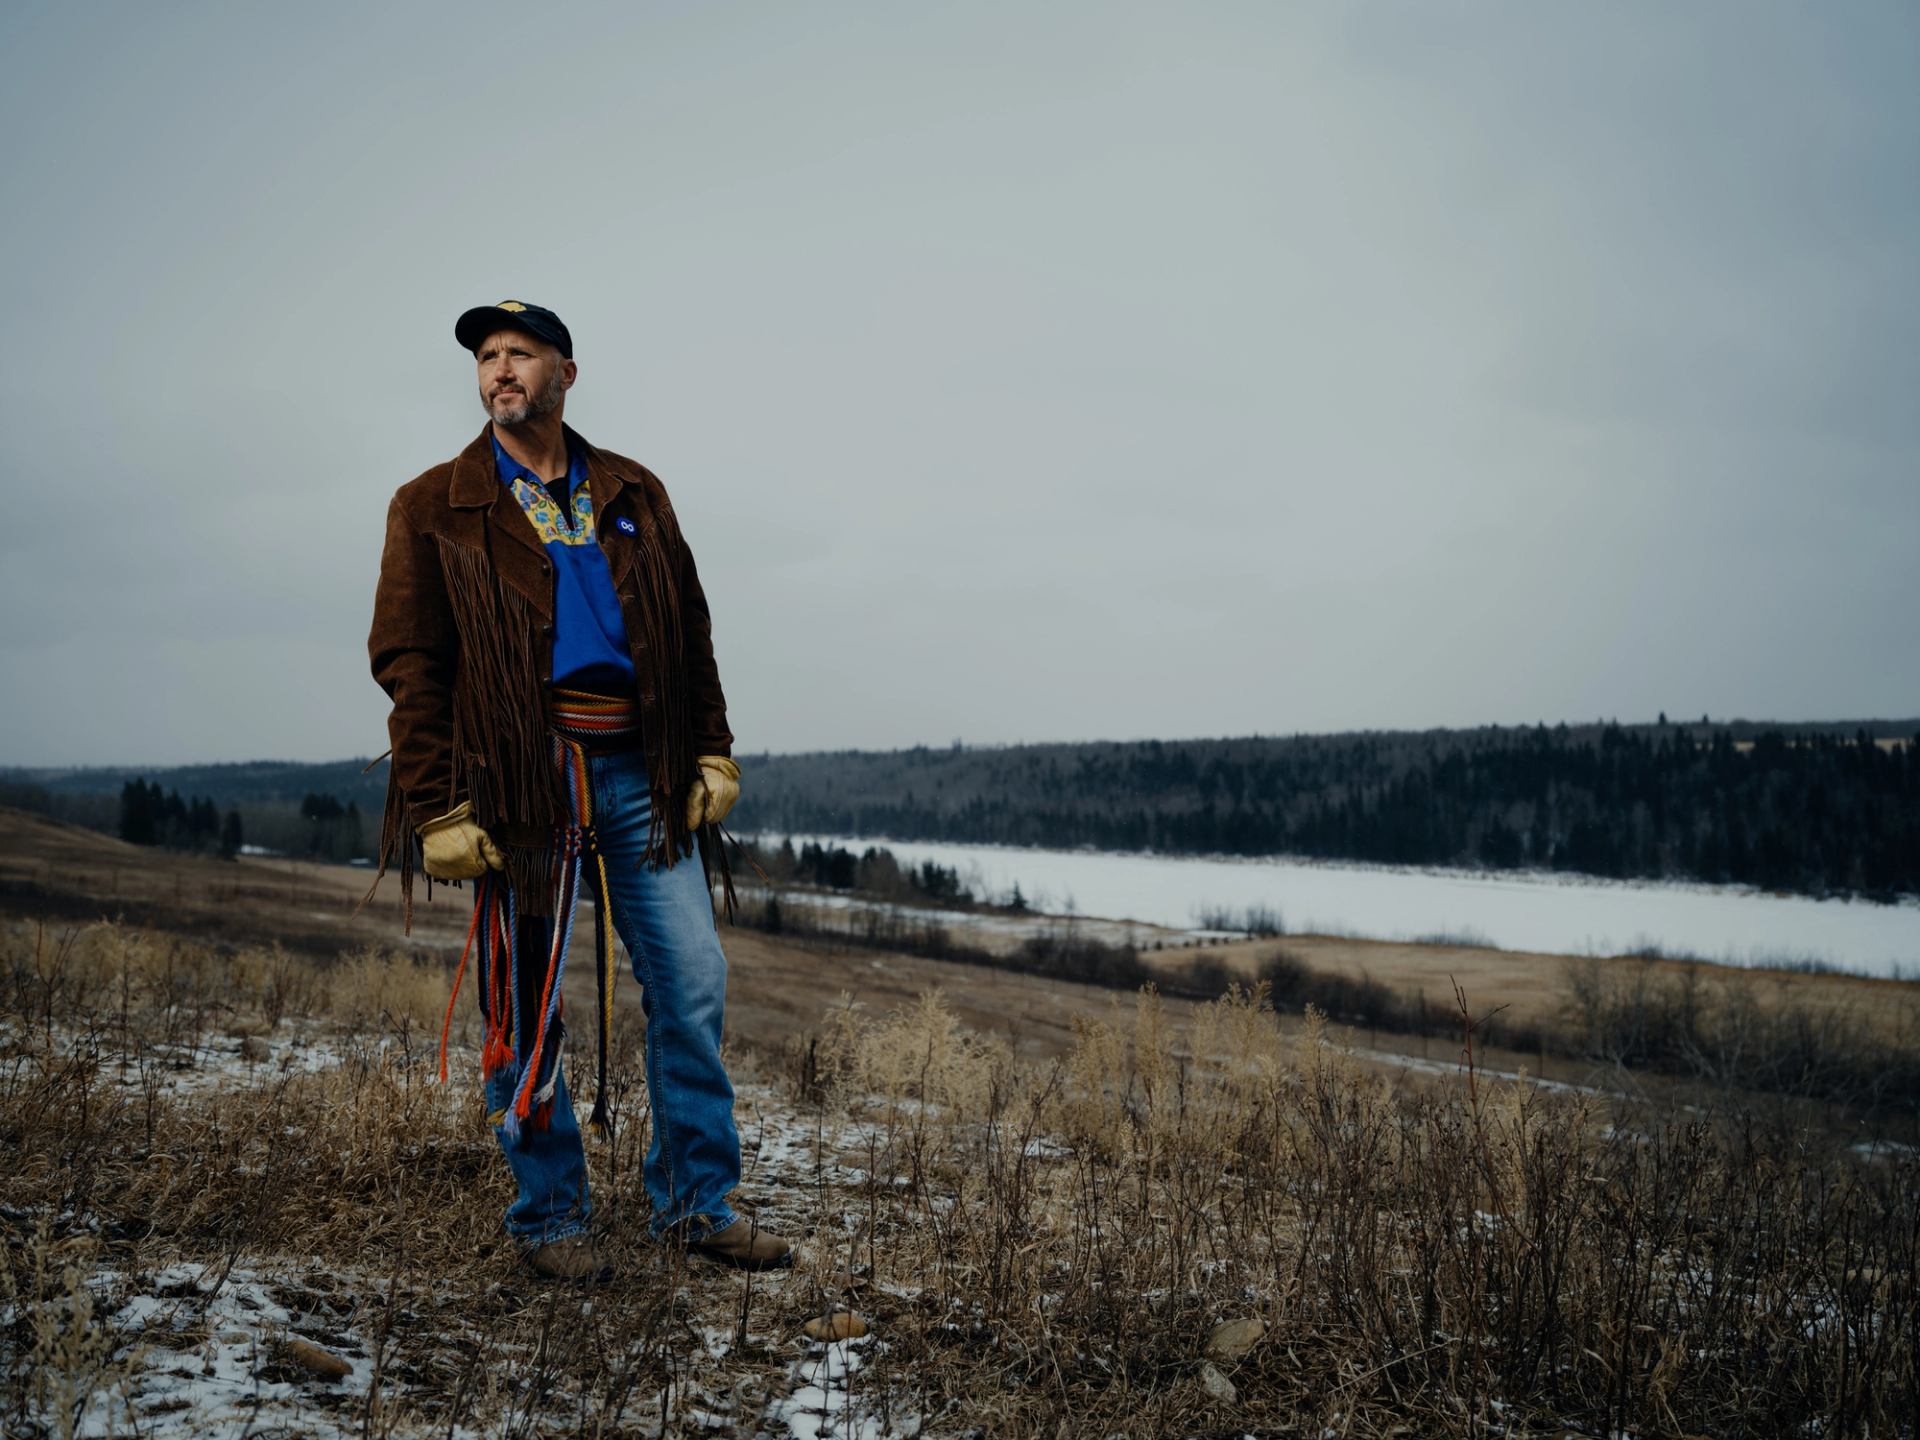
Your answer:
[547,686,643,753]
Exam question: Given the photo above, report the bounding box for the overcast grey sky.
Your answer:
[2,1,1914,768]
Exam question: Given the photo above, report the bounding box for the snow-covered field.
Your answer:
[754,833,1920,978]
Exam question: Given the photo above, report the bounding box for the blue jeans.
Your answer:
[486,748,742,1245]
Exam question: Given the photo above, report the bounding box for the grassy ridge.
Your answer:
[737,887,1920,1124]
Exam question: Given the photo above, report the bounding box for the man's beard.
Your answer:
[483,370,565,427]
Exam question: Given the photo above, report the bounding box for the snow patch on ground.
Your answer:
[24,1014,362,1102]
[738,883,1175,949]
[767,1335,918,1440]
[68,1259,388,1440]
[1343,1043,1626,1100]
[1850,1137,1920,1162]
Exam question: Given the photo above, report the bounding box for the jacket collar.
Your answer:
[447,422,648,509]
[448,425,502,509]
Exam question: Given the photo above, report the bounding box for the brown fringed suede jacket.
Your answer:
[369,423,731,914]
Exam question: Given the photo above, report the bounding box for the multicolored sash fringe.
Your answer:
[437,688,639,1139]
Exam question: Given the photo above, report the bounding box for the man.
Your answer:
[369,300,791,1279]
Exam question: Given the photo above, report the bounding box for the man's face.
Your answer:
[475,329,576,427]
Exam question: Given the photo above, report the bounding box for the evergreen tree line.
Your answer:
[757,838,980,906]
[732,724,1920,901]
[296,792,368,863]
[113,782,369,864]
[119,778,242,858]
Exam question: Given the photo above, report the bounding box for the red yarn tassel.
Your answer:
[511,856,576,1122]
[438,884,486,1083]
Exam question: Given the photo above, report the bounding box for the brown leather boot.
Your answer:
[525,1234,615,1283]
[687,1216,794,1271]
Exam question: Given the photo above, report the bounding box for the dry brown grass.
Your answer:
[4,911,1915,1437]
[5,810,1918,1434]
[790,984,1918,1436]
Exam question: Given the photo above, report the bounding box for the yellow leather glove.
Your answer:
[417,800,506,880]
[684,755,741,829]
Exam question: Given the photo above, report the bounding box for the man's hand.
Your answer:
[685,756,741,829]
[417,800,506,880]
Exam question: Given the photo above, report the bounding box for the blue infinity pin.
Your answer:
[616,517,637,534]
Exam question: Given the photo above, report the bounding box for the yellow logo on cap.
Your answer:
[497,301,527,312]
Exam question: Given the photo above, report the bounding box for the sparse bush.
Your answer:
[1006,928,1153,989]
[1410,925,1495,947]
[1569,956,1920,1118]
[9,1223,129,1439]
[814,989,1010,1117]
[325,943,453,1032]
[1192,900,1287,934]
[1252,946,1453,1038]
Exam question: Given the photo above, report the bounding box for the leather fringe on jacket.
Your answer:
[368,423,735,926]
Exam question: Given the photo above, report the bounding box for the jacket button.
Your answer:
[541,560,551,574]
[540,622,553,635]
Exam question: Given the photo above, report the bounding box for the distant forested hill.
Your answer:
[9,759,390,811]
[8,718,1918,899]
[730,720,1920,901]
[0,759,390,860]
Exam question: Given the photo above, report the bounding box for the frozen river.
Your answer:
[752,834,1920,980]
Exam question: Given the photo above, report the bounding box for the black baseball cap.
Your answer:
[455,300,573,358]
